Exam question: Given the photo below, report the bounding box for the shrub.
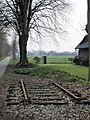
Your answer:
[33,56,41,64]
[68,57,74,64]
[73,56,89,66]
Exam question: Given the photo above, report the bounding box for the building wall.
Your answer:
[79,48,89,59]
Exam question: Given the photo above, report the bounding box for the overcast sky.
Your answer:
[8,0,87,53]
[27,0,87,52]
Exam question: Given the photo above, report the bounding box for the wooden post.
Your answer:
[43,56,47,64]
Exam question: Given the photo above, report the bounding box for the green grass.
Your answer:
[47,56,73,64]
[10,56,74,64]
[11,56,88,81]
[15,64,88,81]
[41,64,88,80]
[28,56,74,64]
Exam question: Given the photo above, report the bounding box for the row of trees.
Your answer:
[0,0,69,66]
[0,22,17,59]
[0,26,12,57]
[28,50,77,56]
[0,28,6,57]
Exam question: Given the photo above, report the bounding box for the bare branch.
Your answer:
[0,0,70,64]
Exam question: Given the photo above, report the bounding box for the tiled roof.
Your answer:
[75,35,88,49]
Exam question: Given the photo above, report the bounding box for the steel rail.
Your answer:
[6,79,89,105]
[49,79,86,101]
[20,79,28,101]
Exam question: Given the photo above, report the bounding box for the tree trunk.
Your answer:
[12,40,16,61]
[18,33,29,66]
[88,0,90,81]
[21,39,28,64]
[18,37,22,64]
[13,48,16,61]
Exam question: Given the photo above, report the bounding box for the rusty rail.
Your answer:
[6,79,90,106]
[50,79,86,101]
[20,79,28,101]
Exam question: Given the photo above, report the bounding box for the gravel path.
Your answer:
[0,64,90,120]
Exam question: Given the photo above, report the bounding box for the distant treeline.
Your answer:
[27,50,77,56]
[0,42,12,58]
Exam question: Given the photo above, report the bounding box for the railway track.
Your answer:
[6,79,90,106]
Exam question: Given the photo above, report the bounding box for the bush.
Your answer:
[33,56,41,64]
[68,57,74,64]
[73,56,89,66]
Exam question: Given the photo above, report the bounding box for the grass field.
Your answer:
[10,56,74,64]
[28,56,74,64]
[47,56,73,64]
[12,56,88,81]
[40,64,88,80]
[15,64,88,81]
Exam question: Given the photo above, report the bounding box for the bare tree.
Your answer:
[12,33,18,61]
[0,28,7,57]
[0,0,69,66]
[87,0,90,80]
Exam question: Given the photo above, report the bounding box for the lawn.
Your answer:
[40,64,88,80]
[10,56,88,81]
[28,56,74,64]
[15,64,88,81]
[47,56,73,64]
[10,56,74,64]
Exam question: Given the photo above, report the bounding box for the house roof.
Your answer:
[75,35,88,49]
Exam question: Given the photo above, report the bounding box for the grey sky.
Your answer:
[27,0,87,52]
[8,0,87,52]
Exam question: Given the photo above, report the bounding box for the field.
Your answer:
[15,64,88,80]
[46,56,73,64]
[15,56,89,81]
[40,64,88,80]
[28,56,74,64]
